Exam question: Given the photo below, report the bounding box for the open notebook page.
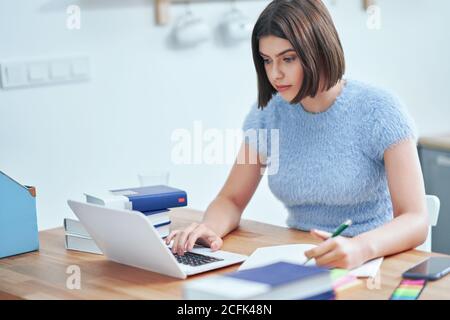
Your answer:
[238,244,383,278]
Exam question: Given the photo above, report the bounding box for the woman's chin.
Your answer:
[279,92,294,102]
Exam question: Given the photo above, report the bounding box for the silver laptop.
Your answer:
[67,200,247,279]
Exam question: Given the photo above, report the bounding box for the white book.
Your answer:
[84,191,131,210]
[65,234,102,255]
[144,211,170,226]
[65,215,170,235]
[64,218,90,238]
[155,223,170,239]
[65,227,170,255]
[63,216,170,251]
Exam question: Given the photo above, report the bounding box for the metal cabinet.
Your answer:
[419,136,450,255]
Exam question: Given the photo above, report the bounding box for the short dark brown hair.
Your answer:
[252,0,346,108]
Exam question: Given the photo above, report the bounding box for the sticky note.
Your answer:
[391,296,416,300]
[392,288,421,298]
[401,279,426,286]
[390,279,426,300]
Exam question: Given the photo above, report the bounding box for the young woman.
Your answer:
[166,0,428,270]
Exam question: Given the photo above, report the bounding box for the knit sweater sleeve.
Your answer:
[368,92,418,162]
[242,101,269,159]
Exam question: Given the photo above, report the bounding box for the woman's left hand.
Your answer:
[304,229,370,270]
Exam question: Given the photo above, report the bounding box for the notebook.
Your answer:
[183,261,333,300]
[238,244,383,278]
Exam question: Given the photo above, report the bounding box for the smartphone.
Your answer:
[403,257,450,281]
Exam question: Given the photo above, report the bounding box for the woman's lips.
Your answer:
[276,85,292,92]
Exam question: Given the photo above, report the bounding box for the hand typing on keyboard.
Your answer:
[165,222,223,256]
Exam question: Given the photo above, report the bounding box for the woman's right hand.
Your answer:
[165,222,223,256]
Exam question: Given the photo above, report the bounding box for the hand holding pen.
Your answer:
[303,219,353,267]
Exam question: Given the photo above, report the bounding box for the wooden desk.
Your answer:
[0,208,449,300]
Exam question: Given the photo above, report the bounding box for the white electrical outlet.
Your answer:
[0,55,90,89]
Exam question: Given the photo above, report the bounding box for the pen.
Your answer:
[303,219,353,266]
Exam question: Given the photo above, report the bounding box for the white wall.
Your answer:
[1,0,449,231]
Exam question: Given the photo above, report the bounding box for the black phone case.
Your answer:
[402,272,440,281]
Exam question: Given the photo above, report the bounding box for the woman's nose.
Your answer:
[270,63,283,80]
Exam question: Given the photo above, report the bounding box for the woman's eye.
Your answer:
[284,56,296,63]
[263,59,271,65]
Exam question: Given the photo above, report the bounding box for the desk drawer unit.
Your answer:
[419,147,450,254]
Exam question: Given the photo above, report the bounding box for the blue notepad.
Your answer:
[183,261,333,300]
[226,261,328,286]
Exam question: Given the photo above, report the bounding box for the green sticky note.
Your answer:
[391,296,416,300]
[331,269,348,280]
[393,288,420,298]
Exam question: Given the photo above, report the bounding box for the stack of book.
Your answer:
[64,185,187,255]
[183,261,335,300]
[64,218,102,254]
[64,208,171,255]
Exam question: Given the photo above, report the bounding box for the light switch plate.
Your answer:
[1,63,28,88]
[28,62,49,82]
[0,55,90,89]
[50,60,71,80]
[71,57,90,78]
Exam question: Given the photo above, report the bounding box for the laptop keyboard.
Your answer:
[173,251,224,267]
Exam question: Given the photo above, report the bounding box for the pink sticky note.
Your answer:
[402,279,426,286]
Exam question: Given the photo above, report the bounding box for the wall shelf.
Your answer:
[155,0,259,25]
[154,0,377,26]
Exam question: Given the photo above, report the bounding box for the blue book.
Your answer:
[304,290,336,300]
[153,220,171,228]
[183,262,333,300]
[141,208,170,216]
[85,185,187,212]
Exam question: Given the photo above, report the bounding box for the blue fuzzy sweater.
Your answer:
[242,79,417,237]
